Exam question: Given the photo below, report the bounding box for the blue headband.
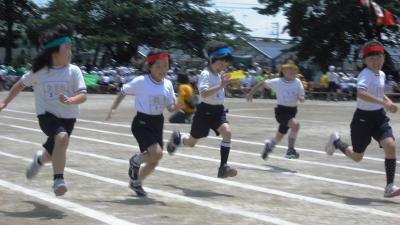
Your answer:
[44,36,72,49]
[208,47,231,58]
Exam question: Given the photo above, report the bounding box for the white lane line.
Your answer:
[3,108,388,164]
[0,136,398,219]
[223,98,356,106]
[1,117,397,176]
[0,134,383,192]
[0,109,388,163]
[0,179,138,225]
[0,151,300,225]
[227,113,349,124]
[228,108,271,112]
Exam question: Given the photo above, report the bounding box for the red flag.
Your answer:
[371,2,385,25]
[383,9,396,26]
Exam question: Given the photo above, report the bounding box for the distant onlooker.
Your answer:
[326,65,339,101]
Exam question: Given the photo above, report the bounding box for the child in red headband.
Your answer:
[106,51,182,197]
[326,40,400,197]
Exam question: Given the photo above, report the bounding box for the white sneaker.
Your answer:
[384,183,400,198]
[325,132,339,156]
[53,178,68,196]
[26,151,43,179]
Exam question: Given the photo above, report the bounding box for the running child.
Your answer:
[0,25,87,196]
[166,40,237,178]
[106,51,181,197]
[325,40,400,197]
[246,58,305,159]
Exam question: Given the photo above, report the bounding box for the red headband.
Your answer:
[147,53,169,64]
[363,45,384,57]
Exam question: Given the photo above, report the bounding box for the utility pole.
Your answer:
[270,22,279,40]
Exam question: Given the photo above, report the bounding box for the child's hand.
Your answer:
[297,95,305,103]
[220,73,232,87]
[105,109,116,121]
[246,94,253,102]
[383,98,397,113]
[59,94,72,105]
[174,102,185,113]
[389,104,398,113]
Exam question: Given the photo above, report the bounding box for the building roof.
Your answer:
[386,47,400,64]
[246,40,295,60]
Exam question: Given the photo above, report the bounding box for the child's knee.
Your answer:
[55,132,69,145]
[149,149,163,162]
[352,154,364,162]
[222,129,232,140]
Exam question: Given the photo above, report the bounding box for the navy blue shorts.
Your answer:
[190,102,228,139]
[350,108,394,153]
[131,112,164,152]
[37,112,76,155]
[275,105,297,134]
[328,82,337,92]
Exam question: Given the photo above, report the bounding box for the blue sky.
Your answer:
[32,0,290,39]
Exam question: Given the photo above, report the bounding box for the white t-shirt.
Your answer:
[198,68,224,105]
[21,64,87,118]
[327,71,339,83]
[265,77,305,107]
[121,75,176,115]
[357,68,385,111]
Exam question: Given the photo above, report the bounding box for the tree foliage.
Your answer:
[3,0,249,65]
[0,0,39,64]
[257,0,400,69]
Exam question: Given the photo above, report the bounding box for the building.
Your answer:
[234,37,296,71]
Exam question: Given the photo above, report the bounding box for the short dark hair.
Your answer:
[177,73,189,84]
[32,24,73,73]
[205,40,233,64]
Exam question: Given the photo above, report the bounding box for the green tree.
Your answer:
[153,0,249,57]
[0,0,38,64]
[256,0,400,69]
[24,0,248,65]
[74,0,248,64]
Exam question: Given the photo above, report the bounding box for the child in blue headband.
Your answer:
[0,24,87,196]
[167,40,238,179]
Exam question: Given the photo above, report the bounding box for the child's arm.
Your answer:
[298,95,305,103]
[167,102,185,113]
[200,73,231,98]
[383,95,397,113]
[357,89,396,112]
[357,89,385,105]
[0,80,25,111]
[59,93,87,105]
[105,93,126,120]
[246,81,266,102]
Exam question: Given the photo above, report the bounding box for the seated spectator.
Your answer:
[169,73,197,124]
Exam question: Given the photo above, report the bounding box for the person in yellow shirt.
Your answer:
[169,73,197,123]
[320,73,329,90]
